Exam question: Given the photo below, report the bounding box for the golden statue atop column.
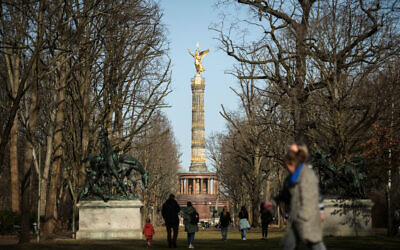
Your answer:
[188,42,210,74]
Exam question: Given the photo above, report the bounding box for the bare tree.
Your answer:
[42,0,172,236]
[1,0,172,240]
[0,0,66,242]
[213,0,400,144]
[136,113,180,224]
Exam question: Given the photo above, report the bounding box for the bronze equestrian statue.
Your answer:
[80,128,148,201]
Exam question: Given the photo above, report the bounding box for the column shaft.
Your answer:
[190,74,207,172]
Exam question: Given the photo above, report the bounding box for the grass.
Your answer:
[1,228,399,250]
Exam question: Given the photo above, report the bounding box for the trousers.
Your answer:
[221,226,228,239]
[282,225,326,250]
[166,223,178,247]
[187,232,195,244]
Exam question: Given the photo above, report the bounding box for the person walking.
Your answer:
[266,142,326,250]
[162,194,181,248]
[238,206,250,240]
[260,202,273,240]
[181,201,199,248]
[219,206,232,240]
[142,218,155,248]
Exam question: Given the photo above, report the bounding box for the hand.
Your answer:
[320,213,325,222]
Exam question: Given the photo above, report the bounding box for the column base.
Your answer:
[189,162,207,172]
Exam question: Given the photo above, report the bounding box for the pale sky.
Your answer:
[160,1,243,171]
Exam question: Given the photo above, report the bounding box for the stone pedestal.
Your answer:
[77,200,143,240]
[323,199,373,236]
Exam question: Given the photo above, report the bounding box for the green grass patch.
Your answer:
[3,228,400,250]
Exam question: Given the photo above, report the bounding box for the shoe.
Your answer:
[189,244,194,248]
[243,237,246,240]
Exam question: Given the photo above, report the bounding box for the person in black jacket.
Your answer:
[260,202,273,240]
[219,206,232,240]
[162,194,181,248]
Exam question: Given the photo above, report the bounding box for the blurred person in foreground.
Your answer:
[266,142,326,250]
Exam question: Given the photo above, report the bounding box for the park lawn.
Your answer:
[3,228,400,250]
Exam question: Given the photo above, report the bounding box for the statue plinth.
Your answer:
[76,200,143,240]
[323,199,374,236]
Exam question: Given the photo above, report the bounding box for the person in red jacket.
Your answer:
[142,218,155,247]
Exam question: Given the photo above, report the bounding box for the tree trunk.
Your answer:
[19,164,32,243]
[251,199,260,227]
[10,118,20,213]
[79,75,90,187]
[19,62,40,243]
[293,8,310,144]
[19,142,34,243]
[265,178,271,202]
[40,121,54,216]
[6,49,21,213]
[43,60,67,236]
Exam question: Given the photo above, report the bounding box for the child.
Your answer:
[142,218,155,247]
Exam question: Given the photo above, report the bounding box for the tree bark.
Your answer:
[43,59,67,236]
[10,118,20,213]
[79,73,90,187]
[7,51,21,212]
[19,63,41,243]
[265,178,271,202]
[40,119,54,216]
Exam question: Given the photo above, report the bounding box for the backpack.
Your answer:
[190,211,199,225]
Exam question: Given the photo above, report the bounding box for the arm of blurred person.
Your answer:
[267,176,291,209]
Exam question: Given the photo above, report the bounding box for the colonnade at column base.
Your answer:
[176,171,227,221]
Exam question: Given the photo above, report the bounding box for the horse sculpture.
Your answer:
[80,128,148,201]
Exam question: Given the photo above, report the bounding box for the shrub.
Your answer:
[0,210,21,234]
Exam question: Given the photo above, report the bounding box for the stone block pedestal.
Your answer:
[323,199,373,236]
[77,200,143,240]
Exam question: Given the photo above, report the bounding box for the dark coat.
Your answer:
[162,198,180,225]
[219,212,232,228]
[181,206,199,233]
[261,209,273,228]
